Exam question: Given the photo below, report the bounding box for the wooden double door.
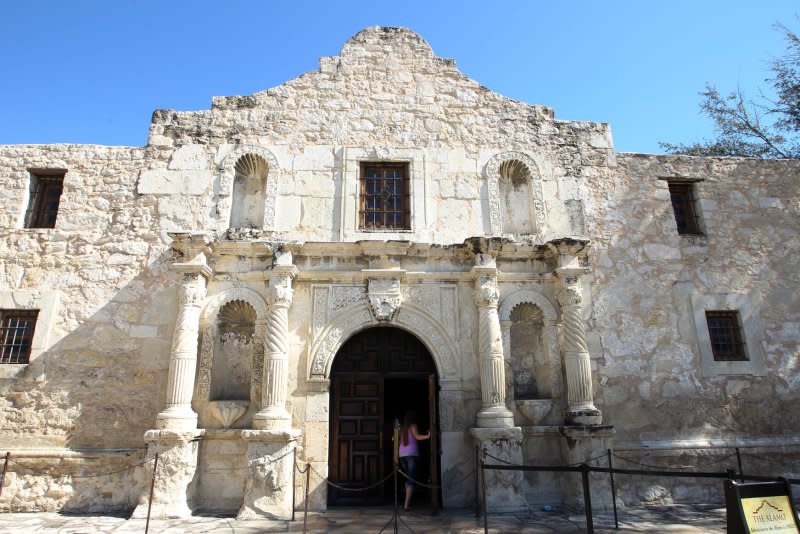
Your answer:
[328,327,439,507]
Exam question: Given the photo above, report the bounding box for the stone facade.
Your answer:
[0,27,798,515]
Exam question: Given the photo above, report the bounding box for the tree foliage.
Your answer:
[661,24,800,159]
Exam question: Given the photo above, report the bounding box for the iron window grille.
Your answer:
[359,162,410,230]
[25,172,65,229]
[0,310,39,364]
[668,181,701,235]
[706,310,747,361]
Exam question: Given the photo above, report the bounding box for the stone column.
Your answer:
[472,256,514,428]
[157,267,210,431]
[556,265,602,425]
[238,429,301,519]
[253,252,298,431]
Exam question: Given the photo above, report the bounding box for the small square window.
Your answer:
[359,162,410,230]
[25,171,65,229]
[0,310,39,364]
[668,181,701,235]
[706,310,747,361]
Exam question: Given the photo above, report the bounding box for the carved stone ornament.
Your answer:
[368,278,402,322]
[473,276,500,308]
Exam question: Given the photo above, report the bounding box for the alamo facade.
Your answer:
[0,27,798,517]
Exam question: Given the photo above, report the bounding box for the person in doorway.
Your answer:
[398,410,430,512]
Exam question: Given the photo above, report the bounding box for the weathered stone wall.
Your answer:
[0,26,798,513]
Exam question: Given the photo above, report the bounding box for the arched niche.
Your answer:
[230,154,269,229]
[211,299,256,401]
[499,289,561,401]
[217,145,280,232]
[483,151,545,237]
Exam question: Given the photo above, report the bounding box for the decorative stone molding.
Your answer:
[308,303,458,380]
[367,277,402,322]
[482,151,545,236]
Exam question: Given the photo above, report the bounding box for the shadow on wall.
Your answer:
[1,248,179,513]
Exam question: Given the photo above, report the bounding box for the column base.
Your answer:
[560,425,615,509]
[237,429,301,520]
[470,426,528,513]
[565,407,603,426]
[252,407,292,430]
[132,429,203,519]
[476,405,515,428]
[155,405,198,431]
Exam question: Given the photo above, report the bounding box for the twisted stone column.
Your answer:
[157,270,208,431]
[254,262,298,430]
[556,269,602,425]
[472,261,514,428]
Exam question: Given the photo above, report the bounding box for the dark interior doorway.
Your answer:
[328,327,439,507]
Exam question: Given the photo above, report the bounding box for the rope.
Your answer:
[7,458,150,480]
[397,467,441,489]
[611,451,737,471]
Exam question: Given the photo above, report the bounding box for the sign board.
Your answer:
[725,479,800,534]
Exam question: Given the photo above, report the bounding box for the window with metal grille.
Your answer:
[706,310,747,361]
[25,171,65,228]
[668,181,701,235]
[0,310,38,364]
[359,162,410,230]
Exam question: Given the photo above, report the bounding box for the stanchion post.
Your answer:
[581,463,594,534]
[0,452,10,498]
[474,445,480,518]
[736,447,744,482]
[303,463,310,534]
[292,447,297,522]
[608,449,619,530]
[480,449,488,534]
[145,452,159,534]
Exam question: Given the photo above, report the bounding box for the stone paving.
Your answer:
[0,504,728,533]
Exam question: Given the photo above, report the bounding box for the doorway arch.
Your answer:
[328,326,440,507]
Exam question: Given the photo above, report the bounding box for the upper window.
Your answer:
[25,171,65,229]
[0,309,39,364]
[706,310,747,361]
[359,162,410,230]
[667,181,702,235]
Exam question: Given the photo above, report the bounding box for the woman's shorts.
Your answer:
[399,455,418,488]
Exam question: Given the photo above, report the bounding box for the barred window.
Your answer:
[706,310,747,361]
[0,310,39,364]
[25,171,65,229]
[668,181,701,235]
[359,162,410,230]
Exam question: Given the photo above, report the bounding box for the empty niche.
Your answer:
[210,300,256,401]
[509,303,548,399]
[498,159,534,236]
[230,154,268,228]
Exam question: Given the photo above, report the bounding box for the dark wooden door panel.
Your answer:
[329,327,437,506]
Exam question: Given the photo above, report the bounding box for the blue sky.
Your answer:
[1,1,797,153]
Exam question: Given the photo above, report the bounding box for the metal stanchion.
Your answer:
[480,449,488,534]
[303,463,310,534]
[145,452,159,534]
[0,452,9,498]
[608,449,619,530]
[581,463,594,534]
[474,445,480,518]
[736,447,744,482]
[292,447,297,521]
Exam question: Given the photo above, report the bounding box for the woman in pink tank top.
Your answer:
[398,410,430,511]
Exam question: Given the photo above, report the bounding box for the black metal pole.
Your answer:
[145,452,159,534]
[475,445,480,518]
[581,463,594,534]
[607,449,619,530]
[736,447,744,482]
[292,447,297,521]
[0,452,9,498]
[303,463,310,534]
[481,449,488,534]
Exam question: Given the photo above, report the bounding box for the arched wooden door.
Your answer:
[328,327,438,506]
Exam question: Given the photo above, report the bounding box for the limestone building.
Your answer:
[1,27,798,517]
